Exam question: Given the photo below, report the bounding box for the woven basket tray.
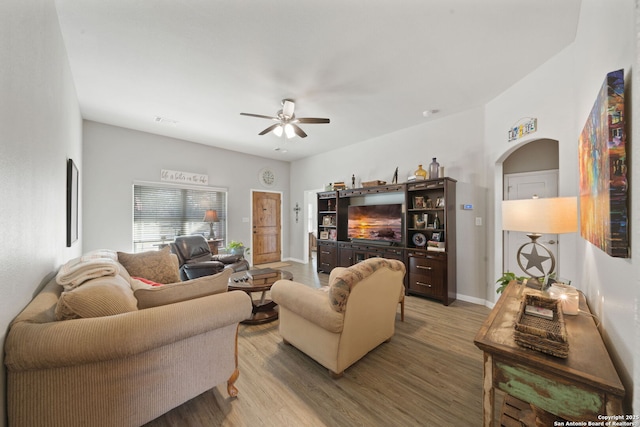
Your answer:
[514,294,568,358]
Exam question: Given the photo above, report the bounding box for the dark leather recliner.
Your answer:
[172,235,249,281]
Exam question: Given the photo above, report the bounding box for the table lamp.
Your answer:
[203,209,219,239]
[502,196,577,279]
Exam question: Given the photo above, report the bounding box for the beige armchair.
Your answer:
[271,258,406,378]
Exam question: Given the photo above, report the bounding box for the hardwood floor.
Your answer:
[144,257,492,427]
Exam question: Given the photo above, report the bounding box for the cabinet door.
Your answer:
[339,245,354,266]
[318,241,337,273]
[408,254,445,299]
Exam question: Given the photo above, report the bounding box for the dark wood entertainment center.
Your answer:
[317,178,457,305]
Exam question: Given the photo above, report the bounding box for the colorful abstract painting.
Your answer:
[578,69,629,258]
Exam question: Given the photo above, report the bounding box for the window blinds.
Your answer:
[133,183,227,252]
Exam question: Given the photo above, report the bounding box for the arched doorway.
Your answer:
[502,139,559,276]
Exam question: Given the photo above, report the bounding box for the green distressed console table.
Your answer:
[474,282,624,426]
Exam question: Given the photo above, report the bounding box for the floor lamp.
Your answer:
[502,197,577,283]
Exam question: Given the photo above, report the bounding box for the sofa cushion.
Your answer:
[131,268,231,309]
[55,274,138,320]
[117,247,180,284]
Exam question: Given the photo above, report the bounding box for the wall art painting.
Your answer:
[578,69,628,258]
[66,158,79,247]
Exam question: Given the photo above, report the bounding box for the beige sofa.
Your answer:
[271,258,405,378]
[4,248,252,427]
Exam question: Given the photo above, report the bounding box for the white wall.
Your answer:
[0,1,83,425]
[485,0,637,412]
[290,107,489,301]
[82,121,291,263]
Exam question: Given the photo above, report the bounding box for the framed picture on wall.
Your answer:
[66,159,79,247]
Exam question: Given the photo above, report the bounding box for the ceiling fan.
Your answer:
[240,99,330,138]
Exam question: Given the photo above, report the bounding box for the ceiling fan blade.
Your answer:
[296,117,330,124]
[258,123,281,135]
[291,124,307,138]
[282,99,295,118]
[240,112,279,121]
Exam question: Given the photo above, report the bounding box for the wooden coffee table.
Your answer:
[228,269,293,324]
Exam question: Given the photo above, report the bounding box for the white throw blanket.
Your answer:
[56,249,119,290]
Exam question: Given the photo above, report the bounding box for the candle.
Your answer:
[549,283,579,315]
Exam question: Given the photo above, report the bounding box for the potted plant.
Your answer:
[227,240,249,256]
[496,272,526,294]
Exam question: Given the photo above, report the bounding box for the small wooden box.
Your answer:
[362,180,386,187]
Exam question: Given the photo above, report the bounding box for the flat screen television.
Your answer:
[347,203,403,243]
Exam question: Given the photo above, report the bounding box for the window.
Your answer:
[133,182,227,252]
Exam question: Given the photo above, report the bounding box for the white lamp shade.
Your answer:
[502,197,577,234]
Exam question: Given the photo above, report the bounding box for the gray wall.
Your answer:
[82,121,291,265]
[0,1,83,425]
[290,107,489,303]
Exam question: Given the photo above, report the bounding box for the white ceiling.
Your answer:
[54,0,581,161]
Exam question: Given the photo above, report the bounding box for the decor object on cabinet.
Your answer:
[333,181,346,190]
[428,158,440,179]
[413,196,426,209]
[495,271,525,294]
[412,233,426,247]
[320,231,329,240]
[392,167,399,184]
[414,164,427,180]
[66,159,79,247]
[227,240,249,256]
[501,197,577,279]
[203,209,219,239]
[578,69,628,258]
[362,180,386,187]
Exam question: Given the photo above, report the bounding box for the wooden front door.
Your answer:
[252,191,281,265]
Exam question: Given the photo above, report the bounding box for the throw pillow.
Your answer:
[55,274,138,320]
[132,268,231,309]
[131,276,163,287]
[117,247,180,284]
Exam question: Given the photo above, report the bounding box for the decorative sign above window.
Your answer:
[161,169,209,185]
[508,117,538,142]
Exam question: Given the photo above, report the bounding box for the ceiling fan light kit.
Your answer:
[241,99,330,139]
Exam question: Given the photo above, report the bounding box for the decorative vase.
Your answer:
[414,165,427,180]
[433,213,441,229]
[230,246,245,256]
[429,158,440,179]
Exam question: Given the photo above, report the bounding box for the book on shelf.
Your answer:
[427,239,445,251]
[247,268,278,280]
